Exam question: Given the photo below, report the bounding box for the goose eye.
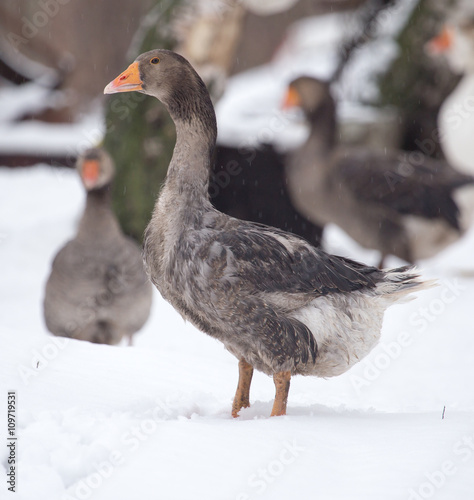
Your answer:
[150,57,160,65]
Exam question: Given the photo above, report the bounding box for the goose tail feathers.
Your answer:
[378,266,436,303]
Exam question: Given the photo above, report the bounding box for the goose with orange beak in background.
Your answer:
[104,49,432,417]
[427,18,474,176]
[282,76,474,268]
[43,148,153,345]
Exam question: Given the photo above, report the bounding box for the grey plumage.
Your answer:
[105,50,431,415]
[43,148,152,345]
[284,76,474,265]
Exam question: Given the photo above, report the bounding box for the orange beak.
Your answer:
[282,85,301,109]
[81,159,100,188]
[426,26,453,54]
[104,62,143,94]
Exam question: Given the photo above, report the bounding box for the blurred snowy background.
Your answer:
[1,0,474,499]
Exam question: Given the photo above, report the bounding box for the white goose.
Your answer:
[427,17,474,235]
[428,19,474,176]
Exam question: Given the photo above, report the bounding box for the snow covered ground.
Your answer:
[1,165,474,500]
[1,2,473,497]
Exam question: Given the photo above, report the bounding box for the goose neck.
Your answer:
[164,112,217,201]
[77,186,121,240]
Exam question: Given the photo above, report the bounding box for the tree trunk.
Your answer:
[103,1,181,242]
[377,0,460,157]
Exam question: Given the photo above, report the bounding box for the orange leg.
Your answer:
[270,371,291,417]
[231,359,254,418]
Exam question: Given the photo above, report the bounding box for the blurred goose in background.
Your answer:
[283,76,474,268]
[43,148,152,345]
[104,49,431,417]
[427,18,474,176]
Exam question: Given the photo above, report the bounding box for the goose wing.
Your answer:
[334,149,474,230]
[199,216,383,298]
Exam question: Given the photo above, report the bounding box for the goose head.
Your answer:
[104,49,211,120]
[427,19,474,74]
[283,76,335,123]
[77,148,115,191]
